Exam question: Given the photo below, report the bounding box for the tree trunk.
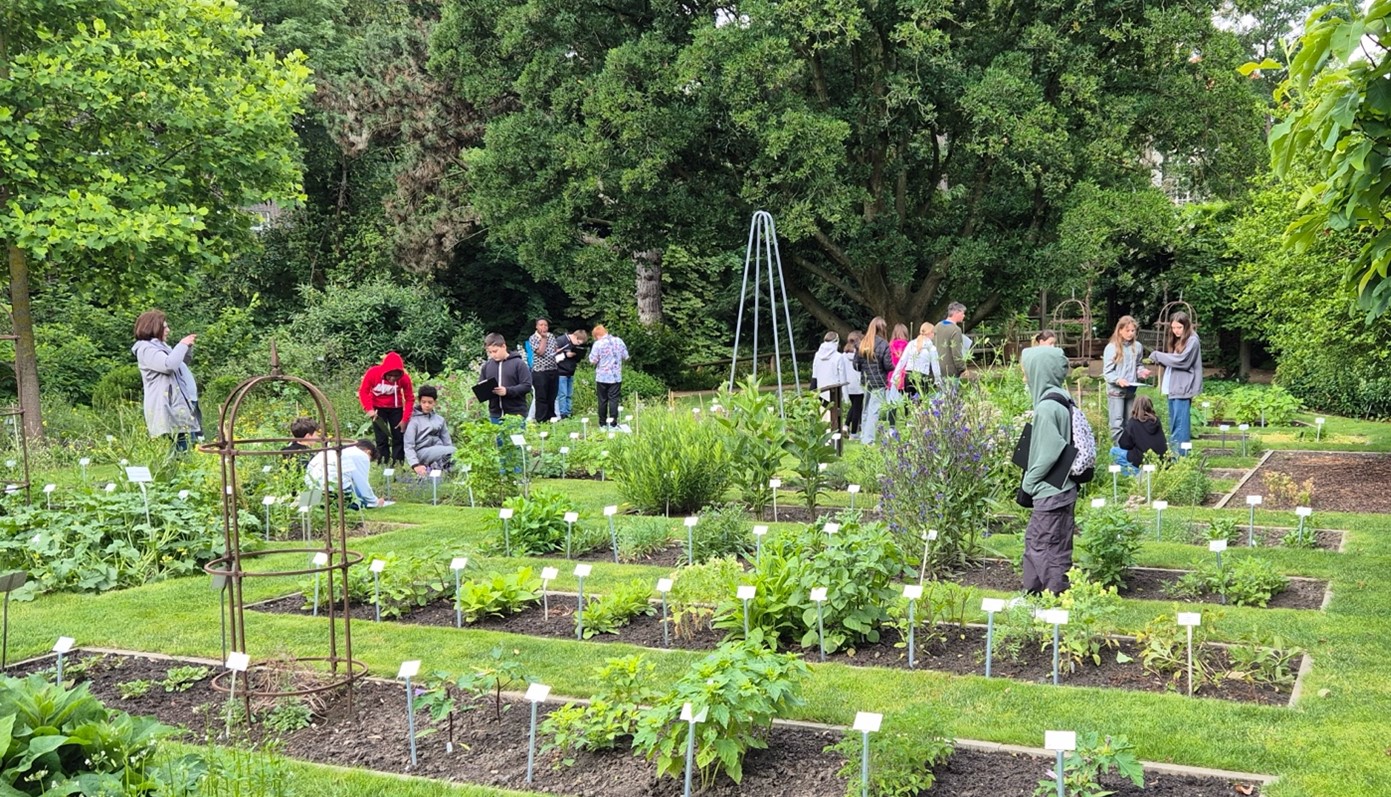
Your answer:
[634,248,662,325]
[1238,335,1251,381]
[6,244,44,440]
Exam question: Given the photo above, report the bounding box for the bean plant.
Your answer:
[715,376,787,515]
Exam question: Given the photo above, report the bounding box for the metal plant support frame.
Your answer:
[1,318,32,504]
[199,346,366,716]
[729,210,801,413]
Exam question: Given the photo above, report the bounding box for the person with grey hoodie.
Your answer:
[132,309,201,450]
[404,385,455,475]
[811,331,848,404]
[1020,345,1078,595]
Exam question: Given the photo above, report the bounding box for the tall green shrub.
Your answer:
[613,411,730,515]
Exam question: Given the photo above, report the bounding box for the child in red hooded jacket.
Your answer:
[358,352,414,465]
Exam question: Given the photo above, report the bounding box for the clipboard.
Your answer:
[472,378,498,403]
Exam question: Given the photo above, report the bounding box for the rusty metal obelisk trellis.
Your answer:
[200,344,366,716]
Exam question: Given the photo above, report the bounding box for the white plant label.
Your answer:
[313,552,330,566]
[604,505,619,517]
[847,484,861,494]
[683,515,698,527]
[1177,612,1201,627]
[656,577,673,593]
[1217,424,1230,433]
[1045,730,1077,752]
[564,511,579,523]
[1141,464,1157,473]
[831,432,842,441]
[298,505,310,515]
[226,652,251,672]
[104,483,117,493]
[1153,500,1168,511]
[1090,498,1106,509]
[1315,417,1326,426]
[178,489,191,500]
[370,559,386,573]
[539,431,549,440]
[818,463,828,472]
[903,584,924,600]
[1208,539,1228,553]
[499,508,515,519]
[736,585,756,600]
[1180,442,1193,452]
[824,522,841,534]
[768,478,781,489]
[451,557,469,571]
[1239,424,1250,432]
[462,464,473,473]
[810,587,828,602]
[525,683,552,703]
[262,495,276,506]
[1246,495,1263,506]
[981,598,1005,613]
[125,467,153,483]
[225,486,234,495]
[397,660,421,680]
[1202,401,1212,409]
[680,703,708,723]
[429,469,442,479]
[1042,609,1069,625]
[560,446,570,455]
[262,465,273,474]
[573,563,592,578]
[43,484,56,494]
[1107,465,1121,474]
[79,458,91,467]
[540,566,559,581]
[119,458,129,466]
[925,529,938,541]
[52,636,75,654]
[382,468,395,478]
[510,434,526,447]
[691,407,701,415]
[1296,506,1313,518]
[570,432,580,440]
[853,712,883,734]
[752,525,768,537]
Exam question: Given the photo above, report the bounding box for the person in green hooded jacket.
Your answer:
[1020,345,1078,595]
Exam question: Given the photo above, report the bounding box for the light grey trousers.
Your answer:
[1107,391,1135,444]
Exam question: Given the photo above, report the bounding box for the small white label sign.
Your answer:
[370,559,386,573]
[1142,464,1157,473]
[226,652,251,672]
[1090,498,1106,509]
[1042,609,1069,625]
[1246,495,1263,506]
[125,466,152,482]
[510,434,527,447]
[104,483,117,493]
[1295,506,1313,517]
[680,703,708,723]
[1239,424,1250,432]
[810,587,828,602]
[824,522,841,534]
[768,478,781,489]
[450,557,469,571]
[981,598,1005,613]
[427,468,442,479]
[52,636,75,654]
[499,508,514,519]
[1177,612,1201,627]
[1315,417,1326,426]
[604,505,619,516]
[525,682,552,703]
[684,516,699,527]
[397,660,421,680]
[1152,500,1168,511]
[262,465,273,474]
[1045,730,1077,751]
[541,566,559,581]
[313,552,330,566]
[853,712,883,733]
[1180,442,1193,451]
[573,563,592,577]
[262,495,276,506]
[1219,424,1231,432]
[736,585,756,600]
[560,446,570,455]
[924,529,938,541]
[752,525,768,536]
[79,457,91,467]
[1208,539,1228,553]
[570,432,580,440]
[564,511,579,523]
[903,584,923,600]
[42,484,56,494]
[847,484,861,494]
[539,431,549,440]
[1107,464,1121,474]
[657,577,674,593]
[178,489,190,500]
[382,468,395,478]
[298,505,310,515]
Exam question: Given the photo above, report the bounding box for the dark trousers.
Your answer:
[597,381,622,427]
[846,393,863,434]
[374,406,405,464]
[533,370,558,422]
[1023,496,1077,595]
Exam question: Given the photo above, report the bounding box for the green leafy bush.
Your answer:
[782,394,837,510]
[1039,571,1123,671]
[1167,556,1288,607]
[497,489,571,556]
[541,655,661,765]
[456,567,544,623]
[1075,506,1142,589]
[828,710,954,797]
[632,633,809,786]
[1134,610,1220,689]
[1150,453,1210,506]
[1223,385,1302,426]
[1033,731,1143,797]
[581,579,657,638]
[1224,635,1303,687]
[686,502,753,564]
[91,364,144,410]
[667,557,744,639]
[618,517,672,561]
[715,376,788,514]
[613,411,731,515]
[300,549,450,619]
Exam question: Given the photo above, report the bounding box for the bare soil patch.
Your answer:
[1246,451,1391,513]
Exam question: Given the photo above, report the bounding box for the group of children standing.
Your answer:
[1100,312,1203,473]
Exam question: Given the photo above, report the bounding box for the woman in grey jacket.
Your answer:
[132,310,201,449]
[1101,316,1151,444]
[1150,312,1202,455]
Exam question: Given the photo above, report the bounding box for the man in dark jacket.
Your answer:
[480,333,532,420]
[553,329,588,419]
[934,302,968,379]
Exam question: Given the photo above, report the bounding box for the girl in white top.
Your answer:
[893,322,941,397]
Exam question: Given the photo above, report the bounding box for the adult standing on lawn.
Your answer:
[1020,344,1077,595]
[357,352,414,466]
[934,302,968,379]
[480,333,532,421]
[1150,312,1202,455]
[132,310,202,451]
[852,316,894,445]
[529,318,560,423]
[1102,315,1150,444]
[553,328,588,419]
[589,324,630,428]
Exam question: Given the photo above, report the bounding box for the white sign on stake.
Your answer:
[824,522,841,534]
[981,598,1005,613]
[1177,612,1201,627]
[832,433,842,441]
[1208,539,1228,553]
[383,468,395,479]
[768,478,781,489]
[313,552,330,566]
[539,431,549,440]
[125,467,154,483]
[810,587,828,602]
[1107,464,1121,475]
[525,683,552,703]
[451,557,469,571]
[510,434,527,447]
[178,490,190,500]
[104,483,117,493]
[736,585,756,600]
[1180,442,1193,452]
[564,511,579,523]
[903,584,924,600]
[262,495,276,506]
[1239,423,1250,432]
[1296,506,1313,518]
[429,469,443,479]
[853,712,883,733]
[683,515,698,527]
[1219,424,1231,432]
[656,578,673,593]
[847,484,861,494]
[1315,417,1326,426]
[573,563,592,578]
[52,636,75,654]
[370,559,386,573]
[225,651,251,673]
[499,508,515,519]
[680,703,708,723]
[397,660,421,680]
[298,505,310,515]
[1090,498,1106,509]
[262,465,273,474]
[79,457,91,467]
[1142,463,1157,473]
[1041,609,1070,625]
[570,432,580,440]
[752,525,768,537]
[604,505,619,517]
[1045,731,1077,752]
[925,528,938,541]
[43,484,56,494]
[1246,495,1263,506]
[560,446,570,455]
[1153,500,1169,511]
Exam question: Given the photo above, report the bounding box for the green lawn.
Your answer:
[6,418,1391,796]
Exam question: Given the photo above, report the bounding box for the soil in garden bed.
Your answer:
[18,652,1263,797]
[576,540,690,569]
[250,594,1294,705]
[1172,524,1342,552]
[1246,451,1391,513]
[954,559,1327,610]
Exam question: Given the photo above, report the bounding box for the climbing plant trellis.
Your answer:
[728,210,800,414]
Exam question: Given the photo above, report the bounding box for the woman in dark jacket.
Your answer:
[1110,395,1168,475]
[853,316,895,444]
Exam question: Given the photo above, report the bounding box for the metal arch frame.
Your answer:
[0,323,32,505]
[199,345,366,715]
[729,210,801,413]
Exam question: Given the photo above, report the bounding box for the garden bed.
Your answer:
[249,594,1302,705]
[1245,451,1391,513]
[14,651,1268,796]
[953,560,1328,610]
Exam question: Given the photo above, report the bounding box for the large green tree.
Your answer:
[0,0,311,436]
[434,0,1265,331]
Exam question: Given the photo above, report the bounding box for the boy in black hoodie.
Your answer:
[480,333,532,421]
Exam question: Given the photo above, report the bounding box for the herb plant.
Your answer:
[714,376,788,515]
[580,579,657,638]
[828,710,955,797]
[1033,731,1144,797]
[1225,635,1303,687]
[541,655,661,765]
[457,567,543,623]
[686,502,753,564]
[782,393,837,510]
[1075,505,1142,589]
[497,489,571,555]
[613,411,731,515]
[161,665,210,693]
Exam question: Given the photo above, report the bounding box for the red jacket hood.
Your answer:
[379,351,406,372]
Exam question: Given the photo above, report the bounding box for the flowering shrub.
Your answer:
[879,386,1014,577]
